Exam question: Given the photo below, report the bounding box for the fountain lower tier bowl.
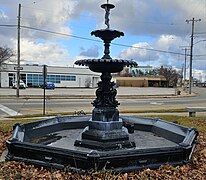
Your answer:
[6,115,198,172]
[75,59,137,73]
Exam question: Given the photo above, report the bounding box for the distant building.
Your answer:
[0,64,100,88]
[116,76,168,87]
[115,66,168,87]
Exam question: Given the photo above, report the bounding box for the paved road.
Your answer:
[0,87,205,117]
[0,87,176,96]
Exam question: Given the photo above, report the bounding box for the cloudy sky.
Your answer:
[0,0,206,81]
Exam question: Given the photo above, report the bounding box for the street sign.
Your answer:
[14,66,23,71]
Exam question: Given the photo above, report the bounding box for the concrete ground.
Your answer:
[0,87,188,98]
[0,87,200,118]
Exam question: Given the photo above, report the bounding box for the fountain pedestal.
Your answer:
[73,2,138,150]
[74,72,135,150]
[75,118,135,150]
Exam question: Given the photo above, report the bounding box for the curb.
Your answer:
[0,94,195,100]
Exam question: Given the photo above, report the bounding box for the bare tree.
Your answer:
[154,66,180,87]
[0,46,15,87]
[0,46,15,67]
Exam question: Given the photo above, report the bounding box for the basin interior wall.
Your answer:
[6,115,198,171]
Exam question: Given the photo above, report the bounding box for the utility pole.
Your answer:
[182,48,189,90]
[180,65,184,87]
[183,48,187,84]
[186,17,201,94]
[17,4,21,97]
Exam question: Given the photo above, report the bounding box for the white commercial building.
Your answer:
[0,64,100,88]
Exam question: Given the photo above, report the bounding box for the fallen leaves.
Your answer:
[0,130,206,179]
[0,130,12,155]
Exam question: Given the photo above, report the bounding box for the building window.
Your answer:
[61,75,66,81]
[26,73,76,87]
[65,75,76,81]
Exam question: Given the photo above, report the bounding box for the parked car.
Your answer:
[12,80,26,89]
[41,82,55,89]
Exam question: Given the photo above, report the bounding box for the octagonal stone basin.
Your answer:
[6,115,198,172]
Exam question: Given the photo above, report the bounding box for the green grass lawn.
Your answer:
[1,114,205,133]
[0,113,206,179]
[142,115,206,133]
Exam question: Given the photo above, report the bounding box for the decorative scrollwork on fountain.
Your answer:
[92,72,120,108]
[75,0,137,122]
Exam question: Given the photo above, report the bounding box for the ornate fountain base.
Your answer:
[75,108,136,150]
[92,107,119,121]
[74,72,135,150]
[74,117,136,150]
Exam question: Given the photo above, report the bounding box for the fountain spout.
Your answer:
[101,0,115,29]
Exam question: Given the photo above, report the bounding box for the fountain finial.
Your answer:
[101,0,115,29]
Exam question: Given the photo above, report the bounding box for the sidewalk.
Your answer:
[0,87,193,99]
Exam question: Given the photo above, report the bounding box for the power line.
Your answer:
[1,23,206,57]
[195,32,206,34]
[0,24,17,27]
[21,25,101,43]
[21,25,188,56]
[193,59,206,61]
[22,0,43,6]
[22,5,54,14]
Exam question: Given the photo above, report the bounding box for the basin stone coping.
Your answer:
[185,107,206,112]
[11,115,195,146]
[7,115,198,171]
[185,106,206,117]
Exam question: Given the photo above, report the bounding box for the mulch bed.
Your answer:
[0,130,206,179]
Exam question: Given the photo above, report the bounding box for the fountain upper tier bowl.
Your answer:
[75,58,137,73]
[75,29,137,73]
[91,29,124,41]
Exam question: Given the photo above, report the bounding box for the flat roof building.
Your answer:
[0,64,100,88]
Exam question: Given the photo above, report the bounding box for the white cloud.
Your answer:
[118,42,159,63]
[193,69,206,82]
[15,39,70,66]
[0,10,8,19]
[0,0,76,65]
[80,45,99,57]
[0,0,205,77]
[0,0,75,39]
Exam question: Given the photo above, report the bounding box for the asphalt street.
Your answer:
[0,87,205,117]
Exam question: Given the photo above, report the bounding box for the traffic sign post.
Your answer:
[14,66,23,97]
[42,65,47,115]
[14,67,23,71]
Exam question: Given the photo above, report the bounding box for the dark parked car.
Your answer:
[41,82,55,89]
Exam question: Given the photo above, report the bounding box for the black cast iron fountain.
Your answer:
[6,0,198,172]
[74,0,137,151]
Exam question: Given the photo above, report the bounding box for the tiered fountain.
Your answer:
[74,0,137,150]
[6,1,198,172]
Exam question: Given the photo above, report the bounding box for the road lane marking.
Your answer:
[0,104,22,116]
[150,102,164,105]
